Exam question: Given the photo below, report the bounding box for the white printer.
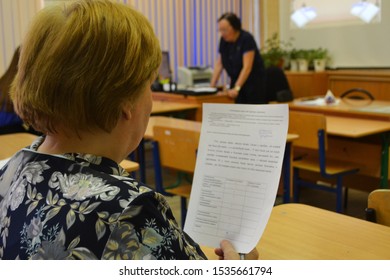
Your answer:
[177,66,213,88]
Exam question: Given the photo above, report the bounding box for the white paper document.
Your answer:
[0,158,10,169]
[184,103,289,254]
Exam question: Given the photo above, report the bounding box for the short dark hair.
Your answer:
[218,12,242,31]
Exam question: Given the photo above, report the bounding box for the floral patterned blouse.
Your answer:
[0,137,206,260]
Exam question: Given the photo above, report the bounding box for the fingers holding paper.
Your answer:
[214,240,259,260]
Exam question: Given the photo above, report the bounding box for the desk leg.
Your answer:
[380,132,389,188]
[283,142,292,203]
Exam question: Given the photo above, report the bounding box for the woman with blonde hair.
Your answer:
[0,0,257,260]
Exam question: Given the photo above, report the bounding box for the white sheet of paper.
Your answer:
[0,158,10,169]
[184,103,289,254]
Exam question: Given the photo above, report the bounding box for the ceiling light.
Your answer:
[291,5,317,28]
[351,1,380,23]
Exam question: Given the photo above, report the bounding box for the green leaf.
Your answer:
[66,210,76,229]
[141,228,163,249]
[95,219,106,241]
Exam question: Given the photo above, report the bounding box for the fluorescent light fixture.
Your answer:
[351,1,380,23]
[291,6,317,28]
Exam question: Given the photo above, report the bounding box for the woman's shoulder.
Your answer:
[240,30,255,41]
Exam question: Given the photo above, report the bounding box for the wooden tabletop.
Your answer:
[202,203,390,260]
[0,133,137,171]
[326,116,390,138]
[290,98,390,121]
[152,91,233,104]
[151,100,200,115]
[0,132,36,159]
[145,116,202,139]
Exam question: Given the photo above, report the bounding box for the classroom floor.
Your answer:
[140,146,370,227]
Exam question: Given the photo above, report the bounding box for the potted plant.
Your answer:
[311,47,329,72]
[261,33,293,69]
[289,48,300,71]
[295,49,311,72]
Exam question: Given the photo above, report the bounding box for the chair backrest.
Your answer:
[340,88,374,101]
[367,189,390,226]
[153,125,200,173]
[289,111,327,150]
[265,66,293,103]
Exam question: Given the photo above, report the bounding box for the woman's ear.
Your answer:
[122,102,132,120]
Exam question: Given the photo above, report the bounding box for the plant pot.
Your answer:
[314,59,326,72]
[297,59,308,72]
[290,59,298,71]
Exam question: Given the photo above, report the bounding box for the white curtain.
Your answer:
[0,0,43,75]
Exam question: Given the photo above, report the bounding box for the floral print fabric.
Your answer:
[0,137,206,260]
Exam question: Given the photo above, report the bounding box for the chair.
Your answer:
[152,125,200,227]
[340,88,375,107]
[289,111,359,213]
[340,88,374,100]
[265,66,294,103]
[365,189,390,226]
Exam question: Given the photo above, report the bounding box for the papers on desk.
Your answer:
[184,103,288,254]
[188,87,218,93]
[294,96,340,106]
[175,87,218,96]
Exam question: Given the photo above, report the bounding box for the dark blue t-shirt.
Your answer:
[219,30,266,104]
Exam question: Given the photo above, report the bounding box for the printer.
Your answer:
[177,66,213,88]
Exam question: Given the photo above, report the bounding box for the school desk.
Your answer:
[0,133,139,172]
[152,91,233,121]
[202,203,390,260]
[290,99,390,189]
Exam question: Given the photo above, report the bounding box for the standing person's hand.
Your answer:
[214,240,259,260]
[227,88,239,99]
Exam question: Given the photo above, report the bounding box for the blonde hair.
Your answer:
[11,0,161,133]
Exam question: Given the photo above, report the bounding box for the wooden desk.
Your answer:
[202,203,390,260]
[152,91,233,121]
[326,116,390,138]
[290,98,390,121]
[152,100,200,119]
[0,133,36,159]
[0,133,139,172]
[145,116,202,139]
[290,99,390,189]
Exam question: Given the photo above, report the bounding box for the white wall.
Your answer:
[280,0,390,68]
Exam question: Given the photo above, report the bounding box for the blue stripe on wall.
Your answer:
[192,0,197,66]
[183,0,187,66]
[173,0,178,81]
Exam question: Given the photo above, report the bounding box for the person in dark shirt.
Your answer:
[210,12,266,104]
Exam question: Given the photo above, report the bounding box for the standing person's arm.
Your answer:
[227,50,254,99]
[210,56,223,87]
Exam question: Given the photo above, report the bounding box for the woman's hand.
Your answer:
[214,240,259,260]
[227,88,239,99]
